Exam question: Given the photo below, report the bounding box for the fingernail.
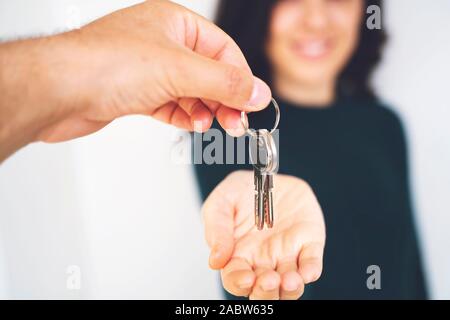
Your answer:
[224,115,245,137]
[192,116,212,133]
[283,282,299,292]
[261,280,277,291]
[208,247,220,266]
[247,77,271,109]
[225,126,245,137]
[211,246,221,260]
[302,272,319,284]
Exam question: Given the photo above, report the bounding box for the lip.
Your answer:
[291,39,332,61]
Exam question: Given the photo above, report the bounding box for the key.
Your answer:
[250,129,277,230]
[250,130,268,230]
[242,97,280,230]
[264,177,274,228]
[259,130,278,229]
[255,172,265,230]
[261,130,278,229]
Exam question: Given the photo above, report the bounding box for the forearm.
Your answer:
[0,34,81,162]
[0,0,272,163]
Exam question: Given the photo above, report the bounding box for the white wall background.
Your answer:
[0,0,448,299]
[372,0,450,299]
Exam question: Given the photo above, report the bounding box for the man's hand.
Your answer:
[202,171,326,300]
[0,0,271,162]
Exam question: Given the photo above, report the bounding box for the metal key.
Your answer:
[242,98,280,230]
[250,130,269,230]
[250,129,278,230]
[261,130,278,229]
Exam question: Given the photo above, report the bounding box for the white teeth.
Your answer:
[297,41,328,58]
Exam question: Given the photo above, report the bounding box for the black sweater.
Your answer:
[193,96,428,299]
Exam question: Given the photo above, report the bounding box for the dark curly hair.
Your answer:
[216,0,387,100]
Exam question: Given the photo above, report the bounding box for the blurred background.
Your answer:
[0,0,449,299]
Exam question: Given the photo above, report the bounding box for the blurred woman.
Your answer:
[194,0,427,299]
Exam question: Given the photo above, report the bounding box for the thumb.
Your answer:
[202,190,235,270]
[172,50,271,111]
[209,235,234,270]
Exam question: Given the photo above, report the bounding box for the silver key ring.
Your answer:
[241,98,280,137]
[248,129,279,179]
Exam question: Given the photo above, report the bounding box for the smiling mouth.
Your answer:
[291,39,332,60]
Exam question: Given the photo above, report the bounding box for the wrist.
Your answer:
[0,38,54,160]
[0,31,92,159]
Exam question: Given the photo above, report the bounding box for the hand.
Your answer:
[0,0,271,161]
[38,0,272,141]
[202,171,326,300]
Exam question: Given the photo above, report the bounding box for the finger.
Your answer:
[174,13,272,121]
[183,12,252,71]
[152,102,191,130]
[178,98,213,132]
[199,99,245,136]
[151,102,177,125]
[215,105,245,137]
[221,257,255,297]
[172,50,271,111]
[249,267,281,300]
[190,109,213,133]
[202,184,236,270]
[276,260,304,300]
[298,242,324,284]
[171,106,193,130]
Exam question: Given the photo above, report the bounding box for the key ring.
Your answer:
[249,129,278,173]
[241,98,280,137]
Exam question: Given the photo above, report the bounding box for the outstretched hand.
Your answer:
[202,171,326,300]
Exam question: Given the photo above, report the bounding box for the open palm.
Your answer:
[202,171,326,300]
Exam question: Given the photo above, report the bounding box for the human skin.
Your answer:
[0,0,330,300]
[210,0,365,300]
[203,171,326,300]
[0,0,271,162]
[267,0,363,106]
